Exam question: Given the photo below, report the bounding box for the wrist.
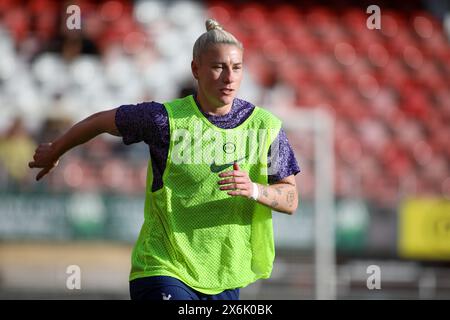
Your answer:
[51,138,66,159]
[249,182,259,201]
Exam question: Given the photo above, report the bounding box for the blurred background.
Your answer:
[0,0,449,299]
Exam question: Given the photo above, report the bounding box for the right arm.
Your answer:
[29,108,120,181]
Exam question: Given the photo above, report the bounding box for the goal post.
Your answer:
[270,106,337,300]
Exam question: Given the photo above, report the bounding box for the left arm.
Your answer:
[218,163,299,215]
[255,175,298,215]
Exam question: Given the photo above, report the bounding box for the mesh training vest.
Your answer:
[129,95,283,294]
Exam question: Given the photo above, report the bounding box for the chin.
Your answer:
[218,95,235,105]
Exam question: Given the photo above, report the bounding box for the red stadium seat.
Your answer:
[206,2,234,25]
[0,0,14,12]
[2,7,29,42]
[271,4,303,36]
[237,3,268,32]
[0,0,447,203]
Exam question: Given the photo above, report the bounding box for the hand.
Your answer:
[28,142,60,181]
[217,162,255,198]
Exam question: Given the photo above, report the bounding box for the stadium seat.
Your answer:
[0,0,448,202]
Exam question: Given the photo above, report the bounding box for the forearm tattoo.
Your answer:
[287,190,295,207]
[258,183,297,214]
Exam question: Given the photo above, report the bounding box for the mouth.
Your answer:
[220,88,234,96]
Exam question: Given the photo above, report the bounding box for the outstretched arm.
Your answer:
[28,108,120,181]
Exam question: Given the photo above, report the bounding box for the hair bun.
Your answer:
[205,18,223,31]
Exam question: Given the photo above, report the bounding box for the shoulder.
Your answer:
[257,108,283,125]
[239,99,282,127]
[120,101,167,118]
[118,101,165,113]
[115,101,169,145]
[235,97,280,118]
[116,100,168,129]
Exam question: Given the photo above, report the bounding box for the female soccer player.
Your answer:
[29,19,300,300]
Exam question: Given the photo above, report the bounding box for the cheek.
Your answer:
[200,70,220,82]
[235,71,243,82]
[198,74,219,92]
[211,70,222,80]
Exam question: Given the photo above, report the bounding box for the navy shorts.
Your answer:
[129,276,240,300]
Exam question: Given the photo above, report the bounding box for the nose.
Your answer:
[222,67,234,84]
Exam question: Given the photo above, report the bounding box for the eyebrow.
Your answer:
[211,62,243,65]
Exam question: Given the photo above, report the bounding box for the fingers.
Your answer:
[36,167,51,181]
[218,170,245,178]
[218,175,249,191]
[227,189,246,196]
[29,155,46,168]
[29,141,59,180]
[216,164,250,196]
[219,182,248,191]
[218,177,247,185]
[29,142,59,171]
[218,166,250,196]
[34,143,50,156]
[37,142,52,150]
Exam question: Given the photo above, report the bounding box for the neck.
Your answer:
[195,92,232,116]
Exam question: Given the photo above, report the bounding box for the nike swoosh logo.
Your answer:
[210,155,247,173]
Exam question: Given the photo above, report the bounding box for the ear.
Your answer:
[191,60,199,80]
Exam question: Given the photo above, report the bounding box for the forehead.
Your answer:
[202,44,243,63]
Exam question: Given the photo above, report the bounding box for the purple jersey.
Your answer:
[115,95,300,192]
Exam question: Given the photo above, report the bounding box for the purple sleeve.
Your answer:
[115,101,168,146]
[268,128,301,184]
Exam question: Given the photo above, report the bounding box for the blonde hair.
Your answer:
[192,18,243,61]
